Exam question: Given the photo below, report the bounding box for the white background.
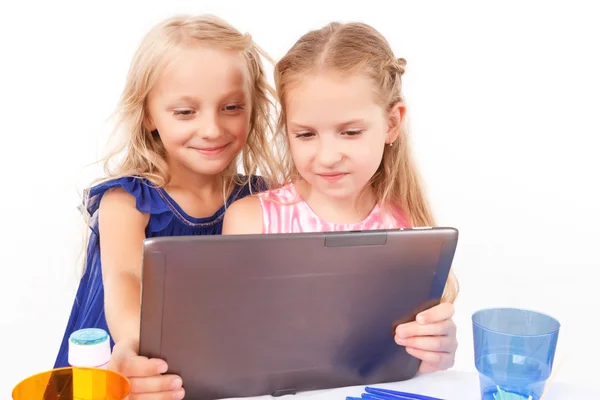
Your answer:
[1,0,598,398]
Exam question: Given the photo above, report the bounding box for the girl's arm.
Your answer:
[98,187,149,343]
[222,196,263,234]
[99,188,185,397]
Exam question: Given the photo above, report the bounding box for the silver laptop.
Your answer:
[139,227,459,400]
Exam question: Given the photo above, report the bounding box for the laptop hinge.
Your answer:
[324,230,387,247]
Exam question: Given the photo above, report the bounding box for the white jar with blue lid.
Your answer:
[68,328,111,369]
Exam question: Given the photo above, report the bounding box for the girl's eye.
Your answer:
[294,132,315,139]
[223,104,244,112]
[342,130,363,136]
[173,110,195,116]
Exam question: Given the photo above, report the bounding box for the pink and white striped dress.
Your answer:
[257,183,410,233]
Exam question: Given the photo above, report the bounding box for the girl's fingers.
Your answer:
[128,387,185,400]
[122,356,169,377]
[406,346,455,370]
[395,318,456,339]
[415,303,455,324]
[418,362,441,373]
[129,374,183,394]
[395,334,458,353]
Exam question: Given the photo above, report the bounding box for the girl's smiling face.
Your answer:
[147,46,252,178]
[285,71,402,202]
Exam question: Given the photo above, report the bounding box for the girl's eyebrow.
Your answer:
[167,89,247,108]
[288,121,315,131]
[167,95,199,108]
[219,88,247,99]
[288,119,367,131]
[336,119,366,130]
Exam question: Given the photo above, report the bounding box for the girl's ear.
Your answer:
[144,114,156,133]
[143,101,156,132]
[386,102,406,145]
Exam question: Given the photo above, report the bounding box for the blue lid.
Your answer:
[69,328,109,346]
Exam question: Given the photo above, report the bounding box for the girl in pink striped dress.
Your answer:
[223,21,459,374]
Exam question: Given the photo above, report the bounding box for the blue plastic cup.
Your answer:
[472,308,560,400]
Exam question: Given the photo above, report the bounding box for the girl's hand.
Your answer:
[108,338,185,399]
[394,302,458,373]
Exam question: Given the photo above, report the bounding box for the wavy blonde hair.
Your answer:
[76,14,284,273]
[96,13,282,193]
[273,22,458,303]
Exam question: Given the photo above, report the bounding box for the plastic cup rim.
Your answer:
[472,306,560,337]
[12,366,130,398]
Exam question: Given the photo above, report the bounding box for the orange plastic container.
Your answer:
[12,366,130,399]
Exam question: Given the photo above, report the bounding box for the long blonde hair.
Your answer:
[77,14,283,273]
[273,22,458,303]
[98,13,281,192]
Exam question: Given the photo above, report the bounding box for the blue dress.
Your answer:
[54,175,265,368]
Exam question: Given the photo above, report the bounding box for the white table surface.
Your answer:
[229,370,598,400]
